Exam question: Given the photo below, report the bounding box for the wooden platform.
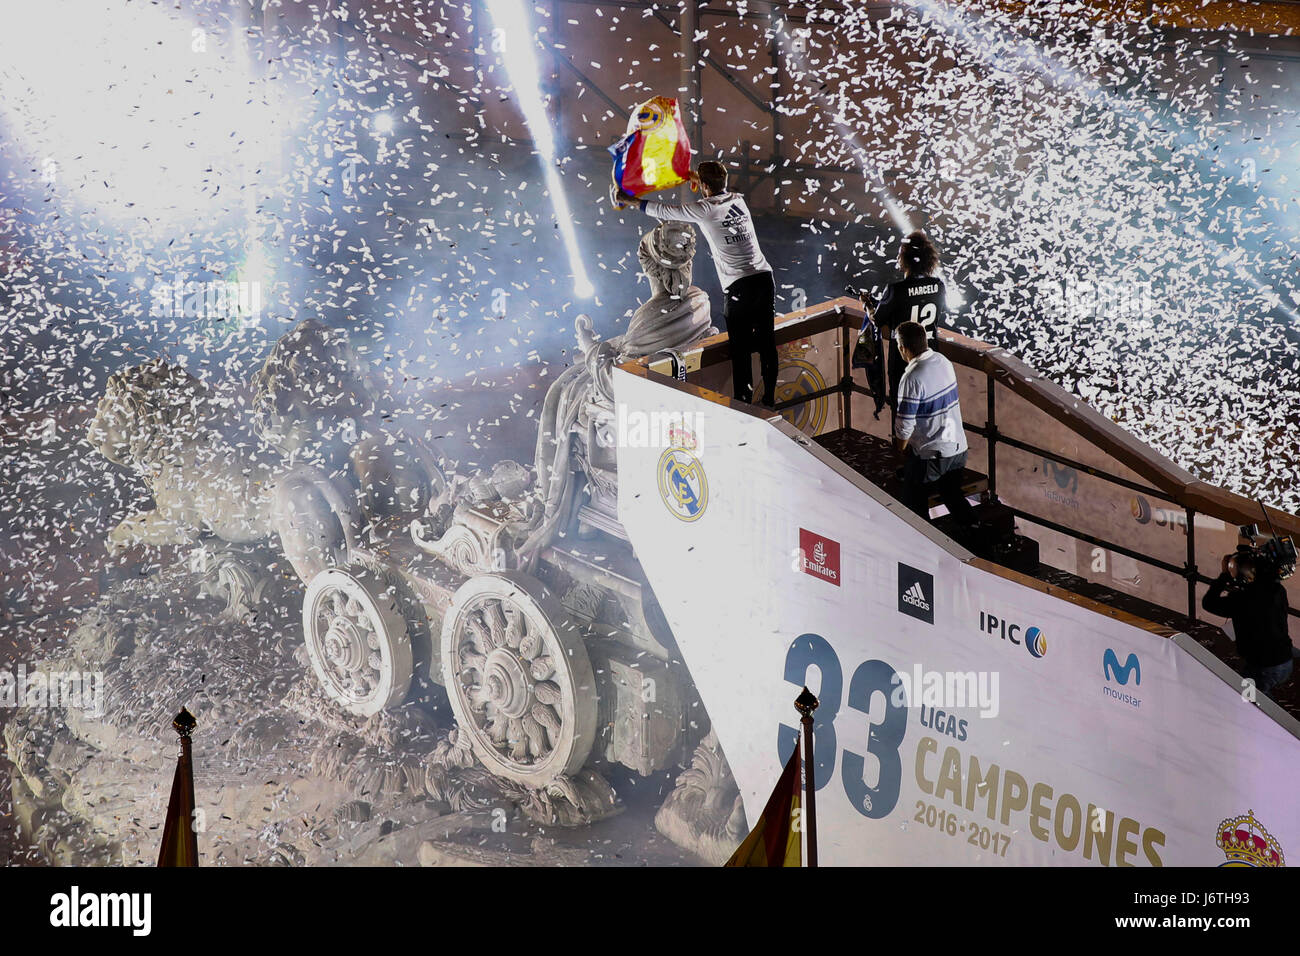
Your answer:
[814,427,988,508]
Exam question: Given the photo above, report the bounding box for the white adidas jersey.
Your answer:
[641,192,772,290]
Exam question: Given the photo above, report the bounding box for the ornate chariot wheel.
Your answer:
[303,566,414,717]
[440,572,597,788]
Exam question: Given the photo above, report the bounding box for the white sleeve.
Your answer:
[894,373,918,442]
[641,198,718,224]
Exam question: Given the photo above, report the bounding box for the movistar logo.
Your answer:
[1103,649,1141,686]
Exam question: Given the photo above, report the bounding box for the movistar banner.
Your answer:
[614,367,1297,866]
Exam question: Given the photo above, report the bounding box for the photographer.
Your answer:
[1201,551,1294,696]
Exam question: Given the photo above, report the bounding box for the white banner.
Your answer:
[614,367,1297,867]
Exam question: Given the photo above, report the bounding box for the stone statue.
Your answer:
[253,320,447,581]
[624,220,712,359]
[86,358,277,552]
[517,221,716,563]
[249,318,380,467]
[654,727,746,865]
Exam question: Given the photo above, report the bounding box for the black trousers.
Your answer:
[724,270,777,406]
[902,448,976,526]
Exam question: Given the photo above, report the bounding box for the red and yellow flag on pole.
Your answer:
[608,95,694,198]
[724,745,802,867]
[157,707,199,867]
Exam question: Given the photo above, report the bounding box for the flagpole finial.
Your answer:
[173,707,197,738]
[794,686,819,717]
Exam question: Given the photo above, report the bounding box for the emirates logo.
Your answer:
[799,529,840,587]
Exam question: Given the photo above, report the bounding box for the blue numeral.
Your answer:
[779,633,840,791]
[842,658,906,818]
[780,637,905,818]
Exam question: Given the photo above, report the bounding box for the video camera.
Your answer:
[1228,524,1297,581]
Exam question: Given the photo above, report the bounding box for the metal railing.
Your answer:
[651,298,1300,628]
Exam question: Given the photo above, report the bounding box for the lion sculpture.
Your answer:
[86,358,278,552]
[249,317,381,467]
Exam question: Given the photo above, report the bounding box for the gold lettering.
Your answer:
[914,736,937,796]
[1115,817,1141,867]
[1083,805,1114,866]
[1029,782,1053,842]
[965,756,999,821]
[935,746,964,806]
[1142,827,1166,867]
[1054,793,1082,852]
[999,770,1028,827]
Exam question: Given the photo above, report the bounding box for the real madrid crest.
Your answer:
[657,426,707,522]
[1216,810,1284,867]
[774,340,828,434]
[636,102,667,133]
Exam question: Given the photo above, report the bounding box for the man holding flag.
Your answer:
[611,146,777,409]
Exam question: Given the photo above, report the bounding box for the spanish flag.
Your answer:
[724,746,802,867]
[608,96,694,197]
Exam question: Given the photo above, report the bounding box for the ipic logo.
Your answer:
[977,611,1048,660]
[1102,648,1142,709]
[1130,495,1187,535]
[898,563,934,624]
[798,528,840,586]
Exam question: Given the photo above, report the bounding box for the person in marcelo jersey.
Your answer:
[612,161,776,408]
[863,231,949,422]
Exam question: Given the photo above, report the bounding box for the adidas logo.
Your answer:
[898,562,935,623]
[902,582,930,611]
[722,204,746,227]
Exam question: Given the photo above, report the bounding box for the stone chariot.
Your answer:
[273,221,745,857]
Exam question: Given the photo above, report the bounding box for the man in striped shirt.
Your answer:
[892,320,976,528]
